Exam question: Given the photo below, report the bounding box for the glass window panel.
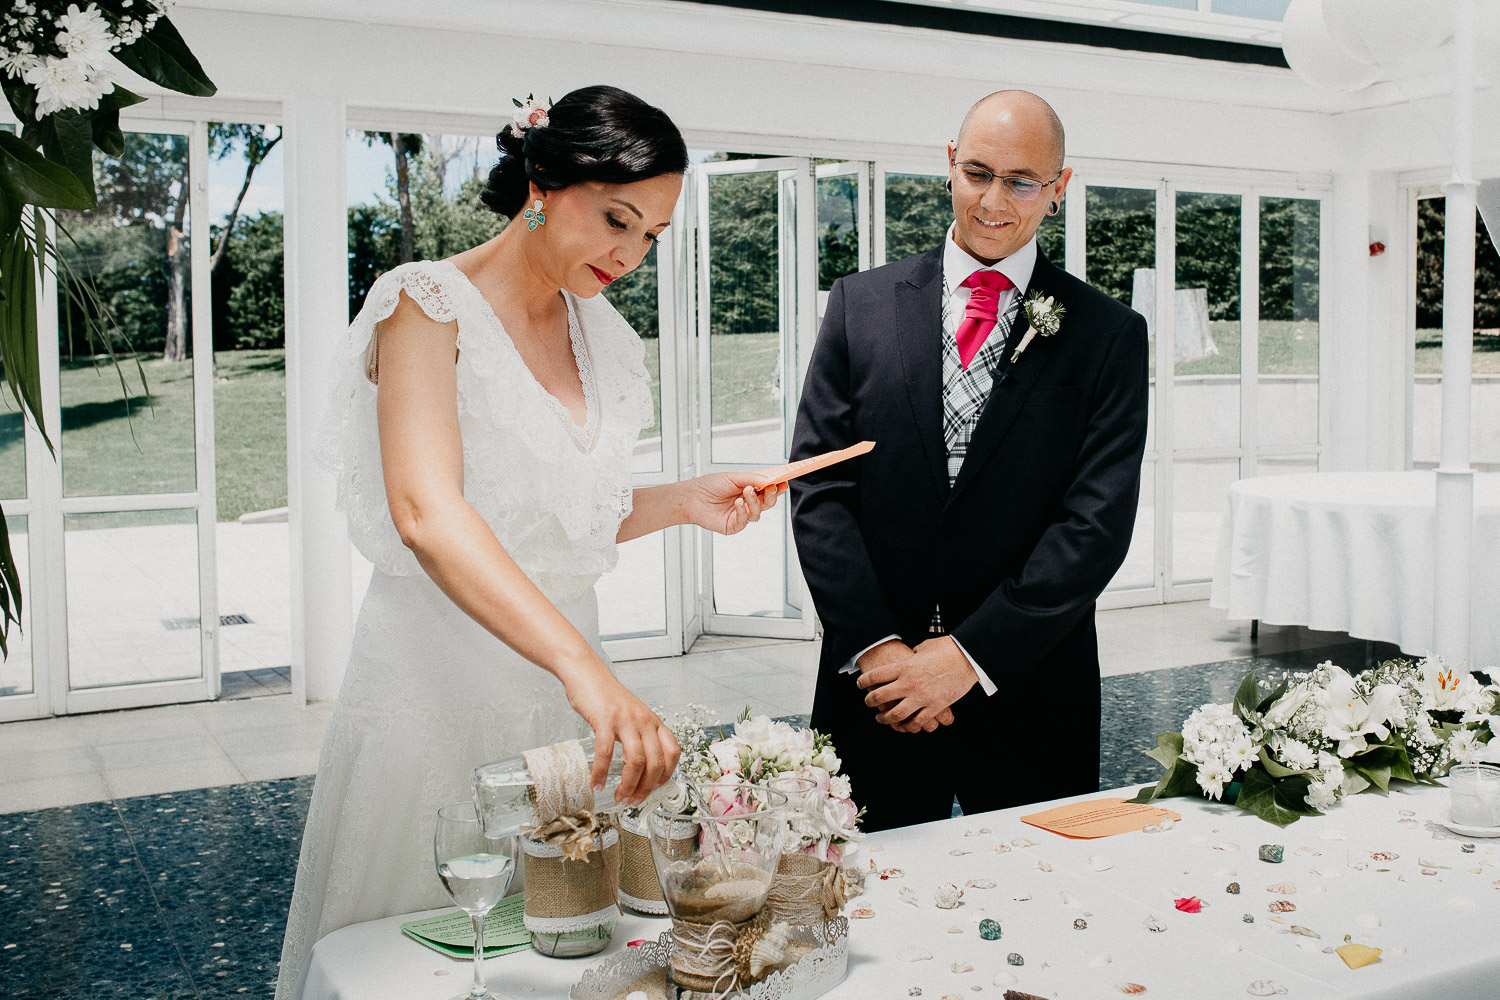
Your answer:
[712,505,792,619]
[1412,196,1500,468]
[818,171,860,289]
[1086,186,1156,379]
[598,531,667,641]
[604,253,664,474]
[0,372,22,499]
[1173,458,1240,586]
[345,131,505,314]
[1258,196,1320,447]
[1107,459,1156,592]
[65,509,202,689]
[0,517,32,697]
[58,132,196,498]
[884,173,948,264]
[1175,191,1241,451]
[210,122,290,681]
[1212,0,1290,17]
[1087,185,1158,585]
[706,170,782,466]
[1038,193,1065,265]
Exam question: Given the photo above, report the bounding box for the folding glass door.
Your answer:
[0,122,220,721]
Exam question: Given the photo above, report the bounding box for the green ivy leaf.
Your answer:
[0,132,92,209]
[112,17,217,98]
[1129,732,1203,803]
[1257,746,1312,779]
[1233,669,1262,721]
[1236,767,1317,827]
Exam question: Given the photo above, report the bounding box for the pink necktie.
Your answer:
[956,270,1013,370]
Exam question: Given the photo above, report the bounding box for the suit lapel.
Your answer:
[948,254,1060,502]
[894,248,949,499]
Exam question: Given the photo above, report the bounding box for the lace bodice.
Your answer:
[318,260,654,600]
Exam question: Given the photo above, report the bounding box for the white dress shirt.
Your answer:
[843,226,1041,698]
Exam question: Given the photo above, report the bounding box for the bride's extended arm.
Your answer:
[375,294,677,804]
[618,477,786,543]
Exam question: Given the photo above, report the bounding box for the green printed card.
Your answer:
[400,895,532,959]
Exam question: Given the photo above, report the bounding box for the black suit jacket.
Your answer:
[788,243,1149,830]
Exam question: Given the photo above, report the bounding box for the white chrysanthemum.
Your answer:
[1450,729,1482,765]
[1196,761,1231,800]
[1278,738,1317,771]
[1305,779,1338,812]
[55,4,112,66]
[829,773,851,800]
[24,52,110,116]
[0,49,38,78]
[1225,735,1257,773]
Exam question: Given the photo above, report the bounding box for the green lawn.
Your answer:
[0,350,287,523]
[1416,329,1500,374]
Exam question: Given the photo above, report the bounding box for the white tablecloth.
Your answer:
[1209,471,1500,671]
[303,783,1500,1000]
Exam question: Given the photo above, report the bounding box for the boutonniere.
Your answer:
[997,292,1065,386]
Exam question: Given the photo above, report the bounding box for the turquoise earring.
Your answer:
[523,199,546,230]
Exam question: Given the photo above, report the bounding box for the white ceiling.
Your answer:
[796,0,1287,46]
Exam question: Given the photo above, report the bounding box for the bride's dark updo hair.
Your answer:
[480,85,689,220]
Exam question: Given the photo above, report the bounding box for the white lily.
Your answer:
[1317,668,1407,757]
[1417,656,1484,713]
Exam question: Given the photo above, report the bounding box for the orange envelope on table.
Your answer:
[746,441,875,489]
[1020,798,1182,839]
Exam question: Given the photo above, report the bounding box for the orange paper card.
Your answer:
[747,441,876,488]
[1020,798,1182,839]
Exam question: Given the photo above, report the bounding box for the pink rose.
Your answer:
[798,765,831,794]
[707,781,753,818]
[710,740,743,777]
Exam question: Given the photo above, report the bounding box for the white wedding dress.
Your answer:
[276,260,654,999]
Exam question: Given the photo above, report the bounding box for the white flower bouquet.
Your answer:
[1131,658,1500,826]
[674,708,864,864]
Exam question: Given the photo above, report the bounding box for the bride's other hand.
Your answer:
[569,674,681,806]
[688,474,786,536]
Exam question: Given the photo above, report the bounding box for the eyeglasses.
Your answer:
[950,158,1063,202]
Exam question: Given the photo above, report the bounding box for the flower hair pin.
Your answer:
[996,291,1065,386]
[510,93,551,133]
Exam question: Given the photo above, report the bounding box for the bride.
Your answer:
[277,85,784,997]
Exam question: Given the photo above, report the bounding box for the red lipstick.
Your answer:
[589,265,615,286]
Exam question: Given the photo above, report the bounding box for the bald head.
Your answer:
[957,90,1065,173]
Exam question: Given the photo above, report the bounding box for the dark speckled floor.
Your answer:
[0,639,1398,998]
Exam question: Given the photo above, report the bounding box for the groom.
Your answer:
[789,91,1149,832]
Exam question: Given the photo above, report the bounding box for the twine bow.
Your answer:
[822,862,855,916]
[530,810,614,861]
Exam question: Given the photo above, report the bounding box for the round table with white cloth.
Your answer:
[1210,471,1500,671]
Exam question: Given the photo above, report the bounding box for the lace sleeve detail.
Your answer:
[315,262,462,576]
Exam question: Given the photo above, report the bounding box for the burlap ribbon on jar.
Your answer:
[615,811,667,914]
[765,852,854,924]
[520,739,620,934]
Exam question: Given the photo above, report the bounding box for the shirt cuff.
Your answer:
[950,635,998,696]
[840,634,902,675]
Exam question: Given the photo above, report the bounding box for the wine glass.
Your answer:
[435,802,518,1000]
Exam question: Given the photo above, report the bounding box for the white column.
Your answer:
[1433,0,1476,667]
[284,93,353,704]
[1327,170,1371,471]
[1434,179,1476,667]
